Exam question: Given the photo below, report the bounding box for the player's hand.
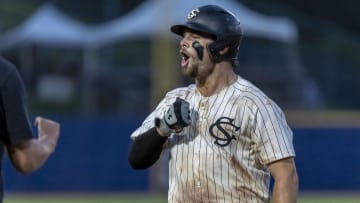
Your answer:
[155,97,191,135]
[35,116,60,153]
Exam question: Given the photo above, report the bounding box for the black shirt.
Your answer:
[0,57,34,201]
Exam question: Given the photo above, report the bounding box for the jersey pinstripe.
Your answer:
[131,76,295,203]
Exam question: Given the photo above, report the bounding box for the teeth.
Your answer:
[180,51,189,67]
[181,56,188,67]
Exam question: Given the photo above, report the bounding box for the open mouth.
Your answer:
[180,51,190,67]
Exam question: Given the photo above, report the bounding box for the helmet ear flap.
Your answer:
[207,39,236,63]
[207,42,222,63]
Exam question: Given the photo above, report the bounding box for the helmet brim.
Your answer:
[170,24,189,36]
[171,23,216,39]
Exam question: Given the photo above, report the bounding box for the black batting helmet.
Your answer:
[171,5,243,63]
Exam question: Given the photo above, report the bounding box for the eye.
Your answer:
[190,33,200,39]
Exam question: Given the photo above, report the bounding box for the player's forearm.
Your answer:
[128,127,168,170]
[7,138,54,174]
[271,170,298,203]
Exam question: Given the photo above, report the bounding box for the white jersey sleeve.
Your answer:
[250,97,295,165]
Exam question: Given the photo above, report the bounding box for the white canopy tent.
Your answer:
[91,0,299,46]
[0,4,97,112]
[0,4,92,50]
[0,0,301,112]
[0,0,299,49]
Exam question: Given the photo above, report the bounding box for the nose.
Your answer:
[180,37,190,48]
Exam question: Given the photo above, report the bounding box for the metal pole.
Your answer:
[149,0,180,193]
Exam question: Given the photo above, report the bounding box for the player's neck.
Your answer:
[196,66,237,97]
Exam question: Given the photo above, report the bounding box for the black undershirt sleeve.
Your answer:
[0,59,34,145]
[128,127,168,170]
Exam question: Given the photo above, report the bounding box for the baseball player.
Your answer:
[129,5,298,203]
[0,56,60,202]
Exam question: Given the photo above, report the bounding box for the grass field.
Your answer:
[4,192,360,203]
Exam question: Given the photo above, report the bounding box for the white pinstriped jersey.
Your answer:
[131,76,295,203]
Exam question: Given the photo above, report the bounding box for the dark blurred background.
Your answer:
[1,0,360,195]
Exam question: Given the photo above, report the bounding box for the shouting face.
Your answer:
[179,30,216,83]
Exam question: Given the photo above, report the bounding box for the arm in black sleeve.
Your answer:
[128,127,168,170]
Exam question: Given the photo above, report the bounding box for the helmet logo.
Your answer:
[187,8,200,20]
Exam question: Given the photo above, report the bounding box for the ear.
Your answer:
[218,46,230,56]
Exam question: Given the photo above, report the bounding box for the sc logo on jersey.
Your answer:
[209,117,240,147]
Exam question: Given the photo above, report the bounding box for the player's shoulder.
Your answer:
[0,56,17,85]
[233,76,277,107]
[165,84,196,98]
[233,76,266,97]
[0,57,15,73]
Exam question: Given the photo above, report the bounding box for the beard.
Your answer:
[188,64,198,78]
[182,59,198,78]
[182,61,215,85]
